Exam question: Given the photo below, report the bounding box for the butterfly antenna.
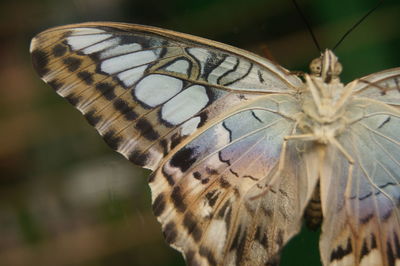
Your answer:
[292,0,321,52]
[333,0,383,50]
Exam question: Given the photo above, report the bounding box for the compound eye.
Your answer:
[333,62,343,76]
[310,58,322,76]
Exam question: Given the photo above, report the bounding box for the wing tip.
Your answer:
[29,36,38,53]
[31,47,50,78]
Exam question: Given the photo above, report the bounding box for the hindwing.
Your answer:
[319,71,400,266]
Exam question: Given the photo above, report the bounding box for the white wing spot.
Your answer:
[67,34,112,51]
[166,59,190,75]
[82,38,120,54]
[117,65,147,87]
[100,43,142,59]
[101,50,158,74]
[187,48,208,61]
[181,116,201,136]
[70,28,106,35]
[208,56,238,84]
[187,48,209,73]
[135,74,183,107]
[204,219,227,254]
[161,85,208,125]
[359,249,383,266]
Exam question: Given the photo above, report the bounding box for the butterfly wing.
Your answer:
[353,67,400,106]
[319,76,400,266]
[30,22,317,265]
[30,22,302,171]
[150,95,320,265]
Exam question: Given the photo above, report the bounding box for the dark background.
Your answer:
[1,0,399,265]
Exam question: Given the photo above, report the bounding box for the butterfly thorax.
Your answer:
[297,50,354,144]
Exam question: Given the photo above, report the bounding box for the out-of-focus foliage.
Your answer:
[0,0,399,265]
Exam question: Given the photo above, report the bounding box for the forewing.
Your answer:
[353,67,400,106]
[30,22,301,171]
[319,98,400,266]
[150,95,319,265]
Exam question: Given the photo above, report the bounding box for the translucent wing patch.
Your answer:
[30,22,301,172]
[150,95,319,265]
[319,98,400,266]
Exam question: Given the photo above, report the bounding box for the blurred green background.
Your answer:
[1,0,399,265]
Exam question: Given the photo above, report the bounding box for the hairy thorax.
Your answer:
[297,75,354,144]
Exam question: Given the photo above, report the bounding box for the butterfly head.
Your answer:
[309,49,342,83]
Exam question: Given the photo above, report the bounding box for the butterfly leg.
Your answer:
[286,134,357,199]
[334,79,358,111]
[251,129,349,201]
[266,129,313,187]
[329,137,354,164]
[284,132,354,163]
[249,129,308,200]
[248,135,295,200]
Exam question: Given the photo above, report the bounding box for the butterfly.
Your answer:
[30,22,400,266]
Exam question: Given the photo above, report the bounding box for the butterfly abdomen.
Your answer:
[304,181,322,230]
